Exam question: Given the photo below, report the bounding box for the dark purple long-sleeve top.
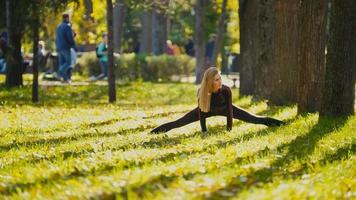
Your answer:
[198,85,233,132]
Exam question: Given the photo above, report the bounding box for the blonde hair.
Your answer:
[198,67,219,112]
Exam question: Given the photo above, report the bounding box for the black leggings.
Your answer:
[151,106,283,133]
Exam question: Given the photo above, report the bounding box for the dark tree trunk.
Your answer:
[6,0,10,34]
[254,0,275,99]
[211,0,228,68]
[0,0,6,28]
[84,0,93,20]
[239,0,258,96]
[32,13,40,103]
[152,9,167,55]
[254,0,299,105]
[113,0,125,53]
[320,0,356,116]
[107,0,116,103]
[297,0,327,114]
[269,0,299,105]
[140,10,153,54]
[195,0,205,84]
[220,44,228,73]
[5,0,23,87]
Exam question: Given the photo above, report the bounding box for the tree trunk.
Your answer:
[269,0,299,105]
[140,10,153,54]
[211,0,228,68]
[83,0,93,20]
[239,0,258,96]
[254,0,275,99]
[107,0,116,103]
[0,0,7,28]
[5,0,23,87]
[32,13,40,103]
[113,0,125,53]
[297,0,327,114]
[320,0,356,116]
[220,45,228,73]
[152,9,167,55]
[5,0,10,38]
[195,0,205,84]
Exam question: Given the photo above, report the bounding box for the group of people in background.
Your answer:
[57,13,110,83]
[1,13,237,83]
[40,13,108,83]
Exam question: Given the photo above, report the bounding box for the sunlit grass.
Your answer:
[0,81,355,199]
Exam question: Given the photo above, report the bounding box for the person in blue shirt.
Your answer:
[55,14,76,83]
[205,34,216,63]
[91,33,108,81]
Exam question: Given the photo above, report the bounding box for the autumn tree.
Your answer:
[194,0,205,84]
[297,0,328,114]
[239,0,258,96]
[113,0,125,53]
[152,0,169,55]
[211,0,228,68]
[107,0,116,103]
[268,0,299,105]
[320,0,356,116]
[4,0,27,87]
[253,0,274,100]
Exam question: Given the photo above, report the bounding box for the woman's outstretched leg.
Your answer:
[151,108,200,133]
[232,105,284,126]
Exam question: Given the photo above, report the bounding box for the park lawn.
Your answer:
[0,81,355,200]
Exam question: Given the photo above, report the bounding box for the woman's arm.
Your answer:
[225,86,233,131]
[197,91,207,132]
[198,108,207,132]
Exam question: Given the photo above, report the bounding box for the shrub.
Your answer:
[75,52,195,81]
[75,52,100,77]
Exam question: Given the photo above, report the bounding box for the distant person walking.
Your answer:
[184,39,195,57]
[91,33,108,81]
[205,34,216,63]
[55,14,76,83]
[68,29,77,79]
[165,40,174,55]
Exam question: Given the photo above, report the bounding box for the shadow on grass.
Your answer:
[1,103,294,196]
[0,82,197,108]
[207,116,351,199]
[319,139,356,164]
[73,117,298,198]
[0,108,198,153]
[1,101,264,153]
[0,125,151,153]
[1,116,294,197]
[2,103,289,171]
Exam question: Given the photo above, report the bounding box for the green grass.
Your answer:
[0,80,355,200]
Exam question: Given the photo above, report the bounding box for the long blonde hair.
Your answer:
[198,67,219,112]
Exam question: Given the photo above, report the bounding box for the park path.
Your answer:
[38,74,240,88]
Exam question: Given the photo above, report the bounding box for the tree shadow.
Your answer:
[2,102,289,168]
[208,116,350,199]
[122,118,301,197]
[1,118,290,197]
[0,125,152,153]
[1,103,295,196]
[319,139,356,164]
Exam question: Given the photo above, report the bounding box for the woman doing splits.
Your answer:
[151,67,284,133]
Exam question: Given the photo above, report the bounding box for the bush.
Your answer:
[75,52,100,77]
[75,52,196,81]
